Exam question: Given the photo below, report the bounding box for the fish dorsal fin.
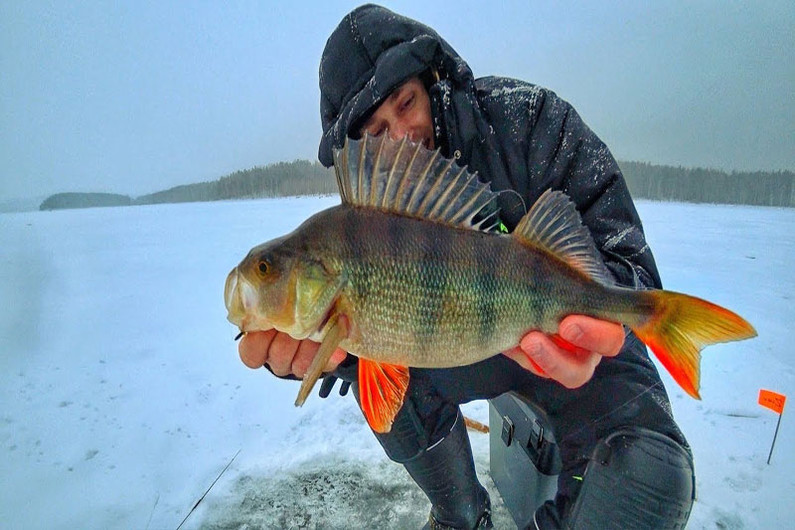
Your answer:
[515,189,613,285]
[332,134,501,231]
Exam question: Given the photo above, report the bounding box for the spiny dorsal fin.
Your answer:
[515,189,613,285]
[332,134,501,231]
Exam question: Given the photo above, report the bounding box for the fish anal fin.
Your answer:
[515,189,613,285]
[358,358,410,434]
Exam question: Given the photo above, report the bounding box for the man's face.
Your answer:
[359,77,434,150]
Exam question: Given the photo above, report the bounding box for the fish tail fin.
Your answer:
[631,290,756,399]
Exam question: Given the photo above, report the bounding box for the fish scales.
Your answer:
[298,205,618,368]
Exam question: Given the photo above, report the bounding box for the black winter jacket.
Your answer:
[318,4,687,464]
[319,5,659,292]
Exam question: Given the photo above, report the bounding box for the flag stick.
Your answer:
[767,412,783,465]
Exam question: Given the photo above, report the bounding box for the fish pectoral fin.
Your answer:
[549,334,589,355]
[358,359,410,434]
[294,316,347,407]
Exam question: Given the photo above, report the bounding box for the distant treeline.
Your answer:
[40,192,132,210]
[619,161,794,207]
[135,160,337,204]
[39,160,336,211]
[39,158,794,211]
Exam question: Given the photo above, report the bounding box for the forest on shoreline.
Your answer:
[38,159,794,211]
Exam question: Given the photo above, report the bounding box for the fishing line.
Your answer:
[557,380,665,448]
[176,449,241,530]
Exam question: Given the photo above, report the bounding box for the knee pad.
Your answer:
[565,427,695,529]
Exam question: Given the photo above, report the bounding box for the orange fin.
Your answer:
[524,354,548,377]
[632,290,757,399]
[358,359,410,434]
[549,334,590,356]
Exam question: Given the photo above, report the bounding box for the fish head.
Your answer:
[225,234,343,340]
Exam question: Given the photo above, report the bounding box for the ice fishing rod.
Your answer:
[176,449,241,530]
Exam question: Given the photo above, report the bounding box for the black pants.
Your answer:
[534,427,694,529]
[358,333,694,527]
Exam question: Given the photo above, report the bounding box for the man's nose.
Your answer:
[388,122,409,141]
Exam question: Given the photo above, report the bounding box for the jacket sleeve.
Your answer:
[523,90,662,290]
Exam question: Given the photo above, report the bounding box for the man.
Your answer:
[240,5,694,529]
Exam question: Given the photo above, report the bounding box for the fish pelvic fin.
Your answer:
[332,134,501,232]
[358,358,410,434]
[514,189,613,285]
[294,315,348,407]
[631,290,757,399]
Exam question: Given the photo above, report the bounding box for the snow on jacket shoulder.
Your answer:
[433,74,662,290]
[317,4,660,290]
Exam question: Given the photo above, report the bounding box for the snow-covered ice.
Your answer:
[1,197,792,529]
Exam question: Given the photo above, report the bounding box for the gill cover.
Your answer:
[290,259,346,339]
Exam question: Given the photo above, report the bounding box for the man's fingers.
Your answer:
[286,340,348,378]
[326,348,348,372]
[239,330,347,379]
[290,342,347,378]
[291,339,321,378]
[267,331,301,376]
[503,345,549,378]
[518,332,600,389]
[558,315,625,357]
[239,330,277,369]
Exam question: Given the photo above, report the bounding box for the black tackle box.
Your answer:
[489,392,562,528]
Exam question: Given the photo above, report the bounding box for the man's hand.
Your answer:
[238,329,347,378]
[240,315,623,389]
[504,315,625,389]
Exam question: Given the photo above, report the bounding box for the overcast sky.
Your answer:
[1,0,793,201]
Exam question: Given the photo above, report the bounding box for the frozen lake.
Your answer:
[1,197,793,528]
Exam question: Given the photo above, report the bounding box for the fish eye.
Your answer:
[257,260,270,275]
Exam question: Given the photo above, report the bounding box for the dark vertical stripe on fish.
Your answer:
[475,236,496,345]
[344,209,370,302]
[386,210,405,265]
[412,224,450,354]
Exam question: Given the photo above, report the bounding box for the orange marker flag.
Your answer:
[758,389,786,464]
[758,389,786,414]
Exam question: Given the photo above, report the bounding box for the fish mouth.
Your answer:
[224,267,240,317]
[224,267,273,333]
